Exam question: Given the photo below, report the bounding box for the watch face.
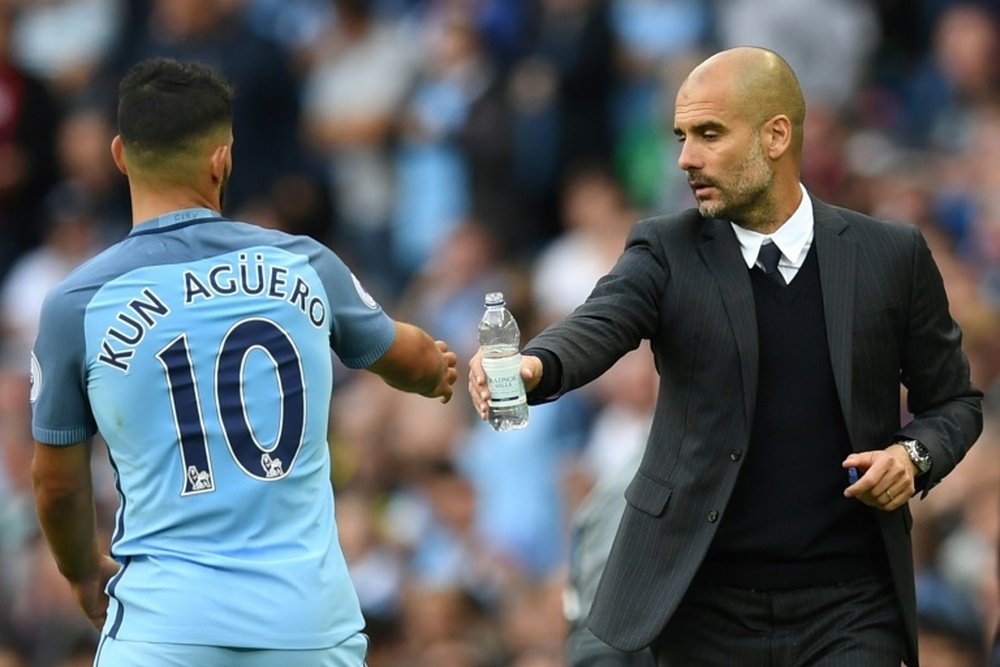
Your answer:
[906,440,931,472]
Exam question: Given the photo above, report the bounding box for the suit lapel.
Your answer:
[698,218,758,428]
[813,199,856,439]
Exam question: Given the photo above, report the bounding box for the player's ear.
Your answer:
[209,144,230,185]
[111,135,128,176]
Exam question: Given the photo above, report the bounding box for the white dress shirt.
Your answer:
[730,184,814,284]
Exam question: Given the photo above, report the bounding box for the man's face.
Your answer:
[673,77,773,223]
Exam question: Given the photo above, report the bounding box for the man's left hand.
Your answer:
[842,444,918,511]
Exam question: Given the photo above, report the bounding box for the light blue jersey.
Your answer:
[31,209,395,649]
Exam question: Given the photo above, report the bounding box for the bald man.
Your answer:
[469,47,982,666]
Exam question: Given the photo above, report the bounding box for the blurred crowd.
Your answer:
[0,0,998,666]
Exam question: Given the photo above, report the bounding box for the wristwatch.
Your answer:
[898,439,932,476]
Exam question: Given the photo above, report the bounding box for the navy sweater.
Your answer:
[701,244,887,589]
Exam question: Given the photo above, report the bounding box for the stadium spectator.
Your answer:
[301,0,417,299]
[7,0,120,98]
[106,0,303,214]
[0,184,100,369]
[892,3,1000,150]
[531,162,636,327]
[0,4,61,282]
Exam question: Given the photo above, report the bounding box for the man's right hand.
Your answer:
[467,350,542,421]
[72,554,120,631]
[422,340,458,403]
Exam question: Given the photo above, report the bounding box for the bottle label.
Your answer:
[482,354,527,406]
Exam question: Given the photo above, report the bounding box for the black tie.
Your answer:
[757,241,786,286]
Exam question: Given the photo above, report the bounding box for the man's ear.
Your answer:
[111,135,128,176]
[764,115,792,160]
[210,144,230,185]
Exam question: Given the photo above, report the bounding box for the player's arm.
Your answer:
[32,440,117,630]
[367,321,458,403]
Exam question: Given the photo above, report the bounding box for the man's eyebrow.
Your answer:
[674,121,727,136]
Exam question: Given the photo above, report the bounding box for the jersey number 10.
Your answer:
[155,318,306,496]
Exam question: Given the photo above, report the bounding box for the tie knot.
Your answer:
[756,241,785,285]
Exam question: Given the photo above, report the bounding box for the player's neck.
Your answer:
[128,183,221,227]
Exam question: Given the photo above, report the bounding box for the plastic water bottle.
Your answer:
[478,292,529,431]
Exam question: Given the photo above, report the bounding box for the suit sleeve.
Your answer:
[896,227,983,495]
[525,218,668,403]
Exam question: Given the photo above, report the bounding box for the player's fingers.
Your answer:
[445,366,458,389]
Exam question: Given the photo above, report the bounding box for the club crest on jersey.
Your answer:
[351,273,378,310]
[29,352,42,403]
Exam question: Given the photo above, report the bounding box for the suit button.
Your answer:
[729,449,742,461]
[707,510,719,522]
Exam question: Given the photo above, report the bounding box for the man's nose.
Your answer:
[677,140,699,172]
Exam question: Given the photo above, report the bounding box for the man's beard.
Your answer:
[697,138,772,222]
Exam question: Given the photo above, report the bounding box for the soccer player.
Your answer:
[29,57,458,667]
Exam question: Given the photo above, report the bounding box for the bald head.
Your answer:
[683,47,806,155]
[673,47,807,230]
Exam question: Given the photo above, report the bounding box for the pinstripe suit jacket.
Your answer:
[525,196,983,665]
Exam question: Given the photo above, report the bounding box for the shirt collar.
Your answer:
[129,207,222,236]
[730,184,814,270]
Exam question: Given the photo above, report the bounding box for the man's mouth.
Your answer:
[689,181,715,197]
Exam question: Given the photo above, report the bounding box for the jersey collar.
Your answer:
[129,208,223,236]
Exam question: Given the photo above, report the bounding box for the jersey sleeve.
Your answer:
[30,285,97,445]
[310,247,396,368]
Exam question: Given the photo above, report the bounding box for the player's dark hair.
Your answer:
[117,58,234,153]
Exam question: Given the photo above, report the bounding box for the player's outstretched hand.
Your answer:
[427,340,458,404]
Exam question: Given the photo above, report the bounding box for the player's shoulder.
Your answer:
[36,244,125,331]
[44,240,130,307]
[223,220,335,261]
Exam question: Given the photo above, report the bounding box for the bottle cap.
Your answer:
[484,291,505,307]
